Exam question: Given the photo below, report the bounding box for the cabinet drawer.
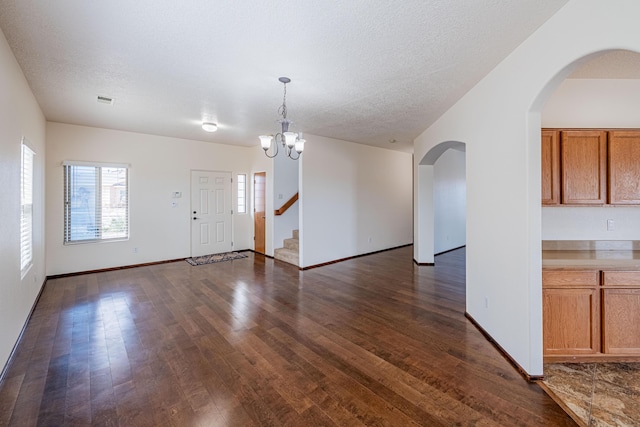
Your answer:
[542,270,599,288]
[602,271,640,287]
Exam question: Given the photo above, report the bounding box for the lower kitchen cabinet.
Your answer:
[543,269,640,360]
[602,288,640,354]
[543,288,600,355]
[542,270,600,356]
[602,271,640,355]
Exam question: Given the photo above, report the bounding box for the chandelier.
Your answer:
[259,77,305,160]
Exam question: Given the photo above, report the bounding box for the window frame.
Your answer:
[63,161,130,245]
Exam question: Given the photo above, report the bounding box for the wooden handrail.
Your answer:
[274,192,299,216]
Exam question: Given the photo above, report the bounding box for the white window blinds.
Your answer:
[20,142,35,274]
[63,162,129,244]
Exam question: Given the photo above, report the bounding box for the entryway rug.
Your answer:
[185,251,248,266]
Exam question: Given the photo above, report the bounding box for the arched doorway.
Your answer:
[530,48,640,364]
[415,141,466,265]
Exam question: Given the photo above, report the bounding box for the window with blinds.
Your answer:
[63,162,129,244]
[21,141,35,275]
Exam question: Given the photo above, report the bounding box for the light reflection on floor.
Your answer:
[231,281,254,332]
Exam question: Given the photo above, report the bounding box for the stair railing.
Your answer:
[274,192,299,216]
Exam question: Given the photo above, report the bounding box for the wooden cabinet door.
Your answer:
[608,131,640,204]
[543,288,600,355]
[541,130,560,205]
[561,130,607,205]
[602,288,640,354]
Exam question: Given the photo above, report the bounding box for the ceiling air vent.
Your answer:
[97,95,114,105]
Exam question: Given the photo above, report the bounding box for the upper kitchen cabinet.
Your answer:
[560,130,607,205]
[608,131,640,204]
[541,130,561,206]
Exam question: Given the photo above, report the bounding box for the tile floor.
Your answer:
[541,363,640,426]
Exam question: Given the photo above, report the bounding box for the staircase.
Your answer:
[274,229,299,267]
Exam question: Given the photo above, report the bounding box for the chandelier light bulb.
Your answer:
[259,135,273,150]
[284,132,297,148]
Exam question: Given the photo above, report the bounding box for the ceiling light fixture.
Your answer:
[259,77,305,160]
[202,122,218,132]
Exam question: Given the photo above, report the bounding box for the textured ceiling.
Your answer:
[0,0,571,153]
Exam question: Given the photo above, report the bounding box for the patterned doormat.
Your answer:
[185,251,248,266]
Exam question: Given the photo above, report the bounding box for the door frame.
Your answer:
[253,171,266,254]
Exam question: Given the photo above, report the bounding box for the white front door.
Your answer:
[191,170,232,257]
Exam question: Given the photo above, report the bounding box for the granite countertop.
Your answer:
[542,250,640,269]
[542,240,640,270]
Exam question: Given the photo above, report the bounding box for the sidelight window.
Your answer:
[237,174,247,214]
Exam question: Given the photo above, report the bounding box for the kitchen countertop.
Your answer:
[542,250,640,270]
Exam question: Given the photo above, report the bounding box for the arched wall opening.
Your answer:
[529,47,640,368]
[413,0,640,377]
[534,49,640,244]
[415,141,466,265]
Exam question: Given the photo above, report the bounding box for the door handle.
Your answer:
[193,217,199,220]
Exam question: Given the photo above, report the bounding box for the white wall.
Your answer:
[413,0,640,376]
[543,207,640,240]
[273,148,299,250]
[434,148,466,254]
[0,28,46,374]
[46,123,255,275]
[542,78,640,240]
[415,164,434,263]
[300,134,412,268]
[543,78,640,128]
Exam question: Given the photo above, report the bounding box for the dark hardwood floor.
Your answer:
[0,247,575,426]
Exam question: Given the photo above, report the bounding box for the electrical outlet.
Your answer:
[484,297,489,309]
[133,247,138,253]
[607,219,615,231]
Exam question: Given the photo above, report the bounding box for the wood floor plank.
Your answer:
[0,374,23,426]
[0,247,576,426]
